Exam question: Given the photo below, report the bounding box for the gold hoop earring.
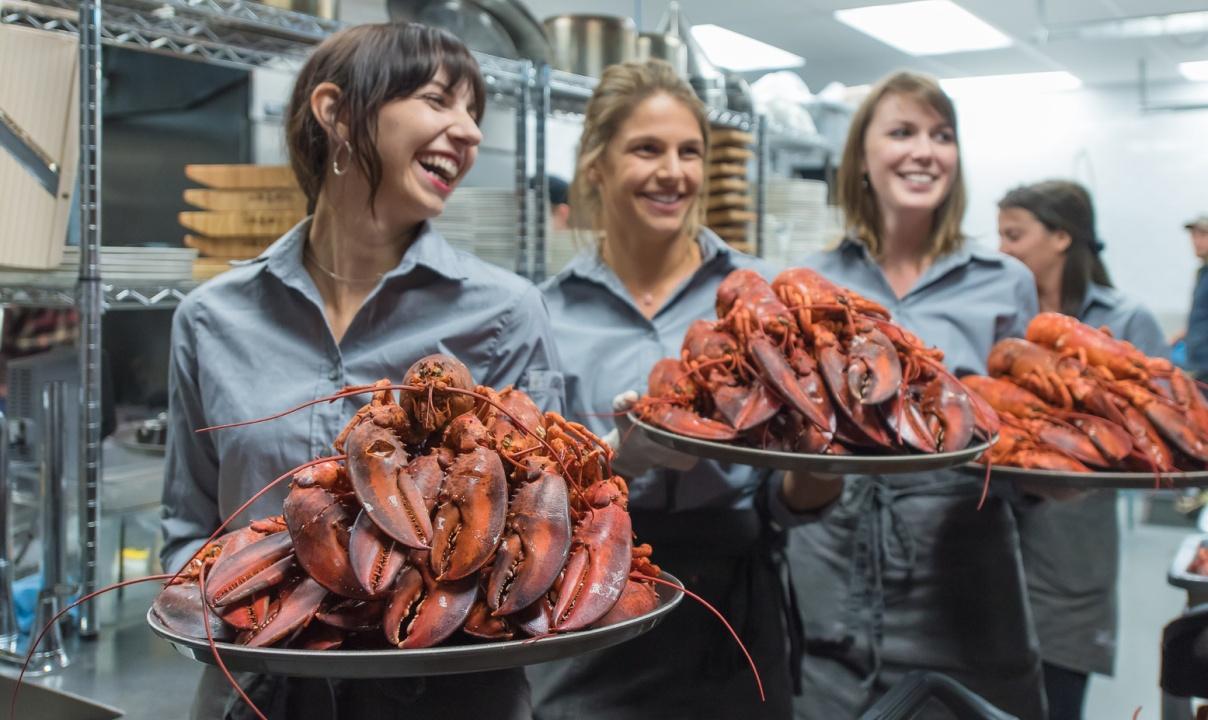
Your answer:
[332,139,352,177]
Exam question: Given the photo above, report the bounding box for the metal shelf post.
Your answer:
[76,0,102,638]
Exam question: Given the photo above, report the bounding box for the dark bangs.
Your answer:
[286,22,486,212]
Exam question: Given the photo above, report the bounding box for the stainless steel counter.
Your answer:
[1,581,204,719]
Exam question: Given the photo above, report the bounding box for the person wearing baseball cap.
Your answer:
[1186,213,1208,381]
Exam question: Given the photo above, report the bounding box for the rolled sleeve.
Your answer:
[160,303,221,573]
[489,284,566,414]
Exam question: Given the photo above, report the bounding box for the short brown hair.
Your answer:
[836,70,967,258]
[569,60,709,242]
[999,180,1112,316]
[286,22,485,213]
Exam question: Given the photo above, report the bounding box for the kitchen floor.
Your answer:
[1085,493,1200,720]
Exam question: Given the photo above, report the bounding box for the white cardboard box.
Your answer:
[0,24,79,269]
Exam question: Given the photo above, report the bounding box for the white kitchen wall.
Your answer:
[951,79,1208,336]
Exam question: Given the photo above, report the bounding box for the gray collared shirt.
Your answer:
[806,237,1040,375]
[540,229,805,528]
[1079,283,1169,360]
[161,218,564,572]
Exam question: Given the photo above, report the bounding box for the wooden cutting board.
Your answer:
[709,177,749,193]
[708,162,748,179]
[184,234,275,259]
[183,187,307,211]
[706,193,751,211]
[707,209,756,225]
[178,210,302,237]
[710,146,754,162]
[711,128,754,147]
[184,164,297,190]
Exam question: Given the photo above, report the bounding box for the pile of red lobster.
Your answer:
[962,313,1208,473]
[151,354,661,651]
[636,267,997,455]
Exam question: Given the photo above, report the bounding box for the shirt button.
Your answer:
[328,367,340,381]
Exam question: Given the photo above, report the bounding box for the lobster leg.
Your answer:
[488,470,572,616]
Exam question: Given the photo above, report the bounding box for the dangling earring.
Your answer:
[332,139,352,177]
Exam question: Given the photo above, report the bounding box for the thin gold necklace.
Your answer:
[304,247,386,284]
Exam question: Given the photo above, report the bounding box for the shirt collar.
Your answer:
[560,227,739,286]
[1079,283,1118,317]
[837,234,1002,297]
[255,217,470,286]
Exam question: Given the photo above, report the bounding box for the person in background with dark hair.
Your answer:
[547,174,572,231]
[1184,213,1208,382]
[998,179,1167,720]
[161,22,561,720]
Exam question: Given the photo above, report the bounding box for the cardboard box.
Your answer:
[0,24,79,269]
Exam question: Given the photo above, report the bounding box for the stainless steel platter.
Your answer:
[957,464,1208,490]
[629,414,993,474]
[148,573,682,678]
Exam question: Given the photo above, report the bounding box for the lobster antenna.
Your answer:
[200,564,268,720]
[11,574,170,717]
[638,573,766,702]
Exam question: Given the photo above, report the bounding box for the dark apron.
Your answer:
[789,471,1045,720]
[529,506,797,720]
[190,667,531,719]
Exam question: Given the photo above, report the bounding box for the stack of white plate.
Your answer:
[0,246,198,286]
[434,187,521,271]
[763,178,844,267]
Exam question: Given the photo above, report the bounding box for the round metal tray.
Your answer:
[148,572,682,678]
[629,413,993,474]
[957,463,1208,490]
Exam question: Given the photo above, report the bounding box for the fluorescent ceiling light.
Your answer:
[1044,10,1208,42]
[691,24,805,72]
[835,0,1012,56]
[1179,61,1208,82]
[940,71,1082,95]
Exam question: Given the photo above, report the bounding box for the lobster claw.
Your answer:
[920,374,974,452]
[204,530,295,608]
[243,575,329,648]
[383,560,478,648]
[552,500,632,632]
[817,337,891,447]
[845,325,902,405]
[284,484,374,600]
[712,380,782,432]
[348,510,409,597]
[345,421,434,550]
[639,403,740,441]
[152,582,233,641]
[1061,412,1133,463]
[487,469,572,616]
[430,447,508,581]
[748,335,835,435]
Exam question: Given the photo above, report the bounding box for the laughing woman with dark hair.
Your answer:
[161,22,562,720]
[998,179,1167,720]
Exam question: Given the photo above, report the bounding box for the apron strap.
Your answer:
[755,480,806,696]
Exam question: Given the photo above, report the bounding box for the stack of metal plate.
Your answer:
[763,178,843,267]
[434,187,520,271]
[0,246,198,287]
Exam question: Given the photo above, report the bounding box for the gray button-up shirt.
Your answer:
[161,219,563,572]
[540,229,803,527]
[806,236,1040,375]
[1018,282,1168,676]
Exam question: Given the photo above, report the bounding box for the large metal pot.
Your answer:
[542,14,636,78]
[636,32,688,78]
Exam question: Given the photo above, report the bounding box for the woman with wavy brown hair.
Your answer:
[788,71,1046,718]
[999,179,1167,719]
[532,59,841,719]
[162,22,562,719]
